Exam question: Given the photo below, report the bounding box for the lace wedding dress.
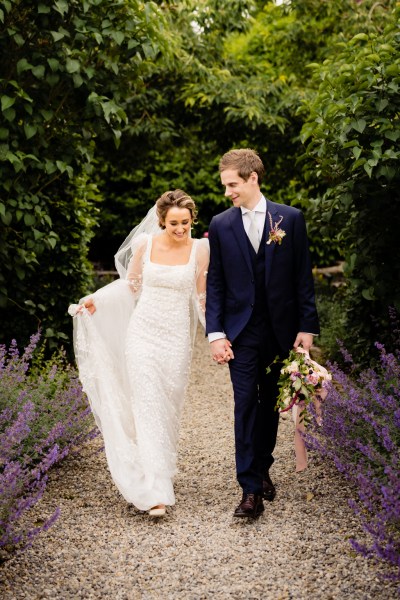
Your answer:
[69,233,209,510]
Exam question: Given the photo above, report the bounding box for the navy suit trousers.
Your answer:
[228,312,283,494]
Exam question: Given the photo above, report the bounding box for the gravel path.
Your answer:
[0,333,398,599]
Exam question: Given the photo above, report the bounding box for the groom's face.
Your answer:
[221,169,260,210]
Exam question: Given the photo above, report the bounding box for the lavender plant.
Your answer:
[306,327,400,580]
[0,332,98,555]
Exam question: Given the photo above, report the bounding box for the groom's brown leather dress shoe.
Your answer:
[233,494,264,518]
[262,472,276,502]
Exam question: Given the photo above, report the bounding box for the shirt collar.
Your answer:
[241,195,267,215]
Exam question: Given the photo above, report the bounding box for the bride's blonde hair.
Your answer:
[156,189,197,229]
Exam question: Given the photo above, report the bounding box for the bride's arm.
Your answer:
[69,235,148,317]
[195,238,210,328]
[126,235,147,297]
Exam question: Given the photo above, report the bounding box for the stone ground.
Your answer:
[0,333,398,599]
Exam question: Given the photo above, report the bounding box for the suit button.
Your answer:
[251,279,255,284]
[250,303,254,308]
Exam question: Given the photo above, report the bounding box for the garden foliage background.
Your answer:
[0,0,399,578]
[0,0,399,360]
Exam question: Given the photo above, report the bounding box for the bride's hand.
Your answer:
[76,297,96,315]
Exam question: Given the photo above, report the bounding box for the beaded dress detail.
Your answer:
[69,234,208,510]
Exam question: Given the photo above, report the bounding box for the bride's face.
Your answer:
[163,207,192,242]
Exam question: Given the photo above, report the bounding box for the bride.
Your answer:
[69,190,209,517]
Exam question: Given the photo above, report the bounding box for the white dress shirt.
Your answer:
[241,195,267,243]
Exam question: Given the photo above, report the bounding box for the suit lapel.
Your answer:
[228,208,253,275]
[264,201,281,288]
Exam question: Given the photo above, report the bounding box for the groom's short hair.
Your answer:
[219,148,265,184]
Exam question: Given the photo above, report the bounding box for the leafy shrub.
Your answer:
[314,276,347,364]
[300,3,400,362]
[306,323,400,580]
[0,0,167,350]
[0,332,97,555]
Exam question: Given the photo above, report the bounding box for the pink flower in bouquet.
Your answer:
[273,348,331,422]
[306,372,320,386]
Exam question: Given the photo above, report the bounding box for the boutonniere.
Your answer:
[266,212,286,245]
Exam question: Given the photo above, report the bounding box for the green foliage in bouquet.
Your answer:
[273,348,331,423]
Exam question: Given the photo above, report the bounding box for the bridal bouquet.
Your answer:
[275,348,331,422]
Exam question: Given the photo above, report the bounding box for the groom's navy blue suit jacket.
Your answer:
[206,199,320,352]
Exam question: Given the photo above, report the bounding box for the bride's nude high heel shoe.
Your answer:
[148,504,166,517]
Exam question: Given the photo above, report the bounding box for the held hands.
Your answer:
[293,332,313,352]
[210,339,234,365]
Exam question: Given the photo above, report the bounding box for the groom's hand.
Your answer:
[210,339,234,364]
[293,332,313,352]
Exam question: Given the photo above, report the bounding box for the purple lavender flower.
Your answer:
[0,332,99,552]
[306,339,400,581]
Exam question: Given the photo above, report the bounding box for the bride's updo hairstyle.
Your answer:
[156,189,197,229]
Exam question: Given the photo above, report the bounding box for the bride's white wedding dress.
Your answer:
[69,233,209,510]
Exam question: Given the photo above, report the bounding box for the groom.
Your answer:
[206,148,319,518]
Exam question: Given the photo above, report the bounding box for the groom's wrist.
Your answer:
[208,332,226,343]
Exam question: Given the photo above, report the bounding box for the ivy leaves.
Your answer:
[300,5,400,359]
[0,0,168,347]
